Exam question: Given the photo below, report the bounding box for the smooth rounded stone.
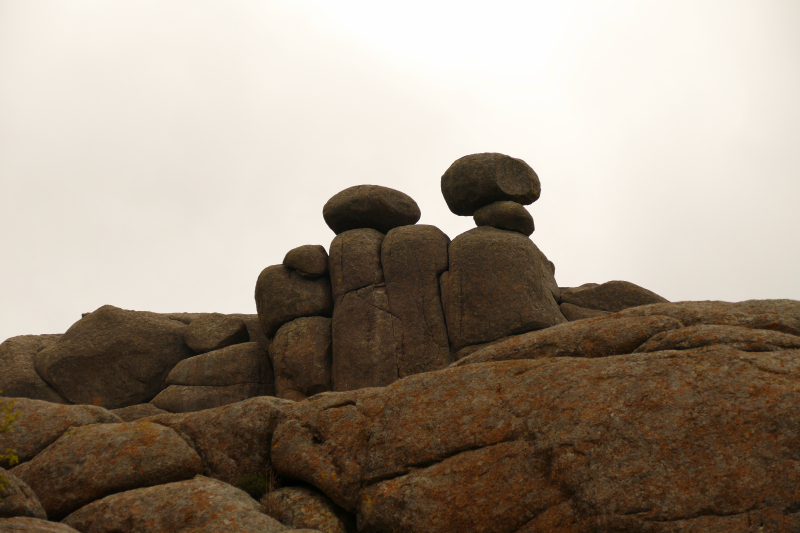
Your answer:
[61,476,288,533]
[255,265,333,338]
[272,346,800,532]
[151,384,270,414]
[0,398,121,468]
[322,185,420,235]
[332,285,398,392]
[271,318,332,401]
[440,227,566,351]
[472,201,534,235]
[165,342,270,388]
[440,153,541,216]
[0,335,66,404]
[34,305,194,409]
[634,324,800,354]
[11,422,202,521]
[381,225,452,375]
[142,396,292,486]
[284,245,329,279]
[110,403,169,422]
[559,302,610,321]
[0,517,81,532]
[560,280,669,312]
[261,486,355,533]
[184,314,249,354]
[0,467,46,520]
[328,229,384,305]
[229,314,271,351]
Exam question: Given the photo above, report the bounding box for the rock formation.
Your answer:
[2,151,799,533]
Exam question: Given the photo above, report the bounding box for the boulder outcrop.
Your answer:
[165,342,270,388]
[255,265,333,338]
[322,185,420,235]
[284,245,329,279]
[328,228,385,305]
[561,280,669,312]
[261,487,355,533]
[183,313,249,354]
[0,467,46,520]
[151,383,271,413]
[271,317,332,401]
[0,518,81,532]
[0,335,65,404]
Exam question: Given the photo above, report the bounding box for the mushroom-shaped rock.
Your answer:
[473,201,534,236]
[184,314,249,354]
[284,245,329,279]
[322,185,420,235]
[441,153,541,216]
[256,265,333,338]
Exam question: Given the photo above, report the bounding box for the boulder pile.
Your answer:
[2,152,799,533]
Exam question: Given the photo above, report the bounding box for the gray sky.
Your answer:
[1,0,799,342]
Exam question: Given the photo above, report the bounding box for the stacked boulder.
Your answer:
[559,280,669,320]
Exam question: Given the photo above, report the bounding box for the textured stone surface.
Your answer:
[143,396,290,485]
[256,266,333,338]
[634,324,800,353]
[0,335,65,403]
[0,399,121,467]
[12,422,202,520]
[441,153,541,216]
[559,302,609,321]
[271,317,332,401]
[328,229,385,305]
[441,227,566,351]
[272,346,800,533]
[473,201,535,235]
[165,342,269,387]
[0,517,81,532]
[151,384,270,413]
[261,487,355,533]
[62,476,288,533]
[561,280,669,312]
[34,305,193,408]
[284,245,329,279]
[110,403,169,422]
[451,314,682,367]
[381,225,451,375]
[184,314,249,354]
[323,185,420,235]
[0,467,46,520]
[331,285,397,391]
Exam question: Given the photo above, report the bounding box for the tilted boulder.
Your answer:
[560,279,668,312]
[165,342,270,388]
[256,265,333,338]
[0,518,81,532]
[328,228,385,305]
[62,476,288,533]
[382,225,452,375]
[0,399,121,467]
[261,486,356,533]
[142,396,291,486]
[441,153,541,216]
[0,467,46,520]
[12,422,202,520]
[441,227,565,352]
[322,185,420,235]
[271,317,332,401]
[34,305,193,408]
[272,346,800,533]
[0,335,66,403]
[284,245,329,279]
[151,383,270,414]
[183,313,249,354]
[473,200,534,236]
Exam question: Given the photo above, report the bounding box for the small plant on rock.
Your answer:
[0,390,20,503]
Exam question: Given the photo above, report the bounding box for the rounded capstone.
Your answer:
[322,185,420,235]
[473,201,534,236]
[283,245,329,279]
[441,153,541,216]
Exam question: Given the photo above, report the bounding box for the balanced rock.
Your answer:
[284,245,329,279]
[322,185,420,235]
[0,518,81,533]
[151,383,270,414]
[62,476,288,533]
[165,342,270,388]
[261,486,356,533]
[0,467,46,520]
[12,422,202,520]
[473,200,535,236]
[561,280,668,312]
[440,227,566,352]
[271,317,332,401]
[328,229,385,305]
[255,265,333,337]
[34,305,193,409]
[382,225,452,375]
[0,335,66,403]
[0,399,121,467]
[441,153,541,216]
[183,313,249,354]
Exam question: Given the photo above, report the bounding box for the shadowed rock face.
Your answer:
[0,518,82,532]
[165,342,269,388]
[284,245,329,279]
[261,486,356,533]
[323,185,421,235]
[272,345,800,533]
[183,314,249,354]
[0,467,46,520]
[271,317,332,401]
[255,265,333,338]
[0,335,66,404]
[328,228,385,305]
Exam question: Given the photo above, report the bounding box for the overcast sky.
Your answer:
[1,1,799,341]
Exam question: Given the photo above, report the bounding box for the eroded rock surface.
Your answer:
[110,403,169,422]
[328,229,385,305]
[184,314,249,354]
[271,317,332,401]
[0,517,81,532]
[151,383,270,413]
[0,335,65,403]
[256,266,333,338]
[0,467,46,520]
[559,302,610,321]
[323,185,420,235]
[261,487,355,533]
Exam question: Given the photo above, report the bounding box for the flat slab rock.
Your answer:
[62,476,288,533]
[272,345,800,533]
